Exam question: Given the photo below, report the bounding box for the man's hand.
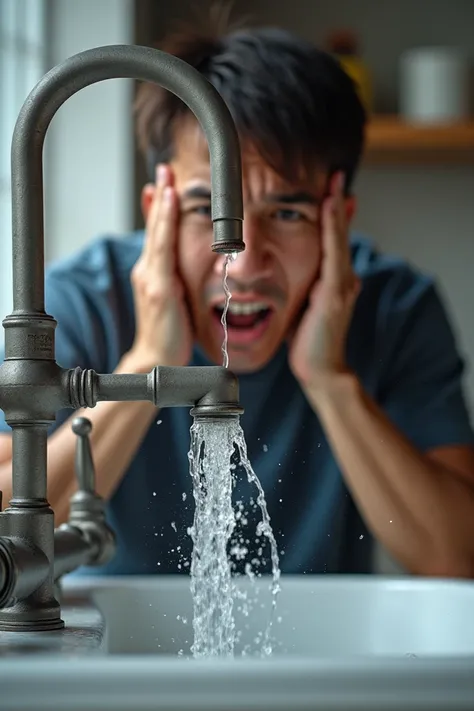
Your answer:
[289,172,360,390]
[128,164,193,370]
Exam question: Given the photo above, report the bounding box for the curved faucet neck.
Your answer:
[10,44,244,314]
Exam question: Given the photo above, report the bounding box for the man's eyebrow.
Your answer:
[182,186,211,200]
[264,191,320,205]
[182,187,321,205]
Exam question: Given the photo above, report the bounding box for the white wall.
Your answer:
[44,0,134,264]
[360,165,473,575]
[355,166,474,406]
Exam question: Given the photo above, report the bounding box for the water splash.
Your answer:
[187,417,281,658]
[233,427,281,655]
[221,252,237,368]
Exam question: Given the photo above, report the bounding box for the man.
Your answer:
[0,23,474,578]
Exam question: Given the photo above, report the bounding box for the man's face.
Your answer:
[143,120,353,373]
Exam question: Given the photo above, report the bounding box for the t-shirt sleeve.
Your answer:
[0,273,106,436]
[377,270,474,452]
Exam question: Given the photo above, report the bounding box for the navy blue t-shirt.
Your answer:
[0,231,473,575]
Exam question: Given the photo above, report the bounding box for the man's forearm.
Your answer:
[0,353,158,525]
[307,373,474,577]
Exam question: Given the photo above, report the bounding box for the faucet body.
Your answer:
[0,45,244,632]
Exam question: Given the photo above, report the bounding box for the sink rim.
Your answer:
[0,654,474,711]
[62,572,474,593]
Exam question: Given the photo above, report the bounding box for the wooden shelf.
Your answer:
[364,116,474,164]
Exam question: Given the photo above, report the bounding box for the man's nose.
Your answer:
[214,218,271,281]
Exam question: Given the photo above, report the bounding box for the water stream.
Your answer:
[186,251,281,659]
[220,252,235,368]
[187,420,237,658]
[188,418,280,658]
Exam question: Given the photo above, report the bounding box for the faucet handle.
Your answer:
[66,416,116,569]
[71,417,95,493]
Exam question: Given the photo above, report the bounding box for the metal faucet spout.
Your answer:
[12,44,243,315]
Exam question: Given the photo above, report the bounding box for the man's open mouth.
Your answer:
[211,301,274,345]
[214,301,272,329]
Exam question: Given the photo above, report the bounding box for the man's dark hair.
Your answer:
[135,18,366,191]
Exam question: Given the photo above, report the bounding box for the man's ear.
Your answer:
[140,183,155,222]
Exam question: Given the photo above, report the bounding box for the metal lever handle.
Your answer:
[55,416,116,577]
[71,417,95,493]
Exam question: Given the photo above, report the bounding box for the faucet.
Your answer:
[0,45,245,632]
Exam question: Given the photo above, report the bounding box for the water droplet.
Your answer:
[156,419,162,425]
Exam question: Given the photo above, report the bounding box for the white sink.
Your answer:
[0,574,474,710]
[64,574,474,657]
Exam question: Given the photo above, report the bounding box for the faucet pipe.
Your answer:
[68,365,243,415]
[53,525,102,581]
[0,527,108,609]
[0,537,49,610]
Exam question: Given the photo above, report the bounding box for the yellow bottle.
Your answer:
[327,31,373,114]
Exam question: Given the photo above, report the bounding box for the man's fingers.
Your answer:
[153,185,179,280]
[321,196,345,288]
[143,164,174,257]
[142,164,178,278]
[321,172,352,290]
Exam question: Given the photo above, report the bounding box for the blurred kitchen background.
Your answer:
[1,0,474,570]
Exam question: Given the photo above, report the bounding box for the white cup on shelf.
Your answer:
[399,46,470,123]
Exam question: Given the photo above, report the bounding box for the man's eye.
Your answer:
[191,204,212,217]
[274,208,305,222]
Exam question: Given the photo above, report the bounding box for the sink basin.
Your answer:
[65,574,474,657]
[0,574,473,710]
